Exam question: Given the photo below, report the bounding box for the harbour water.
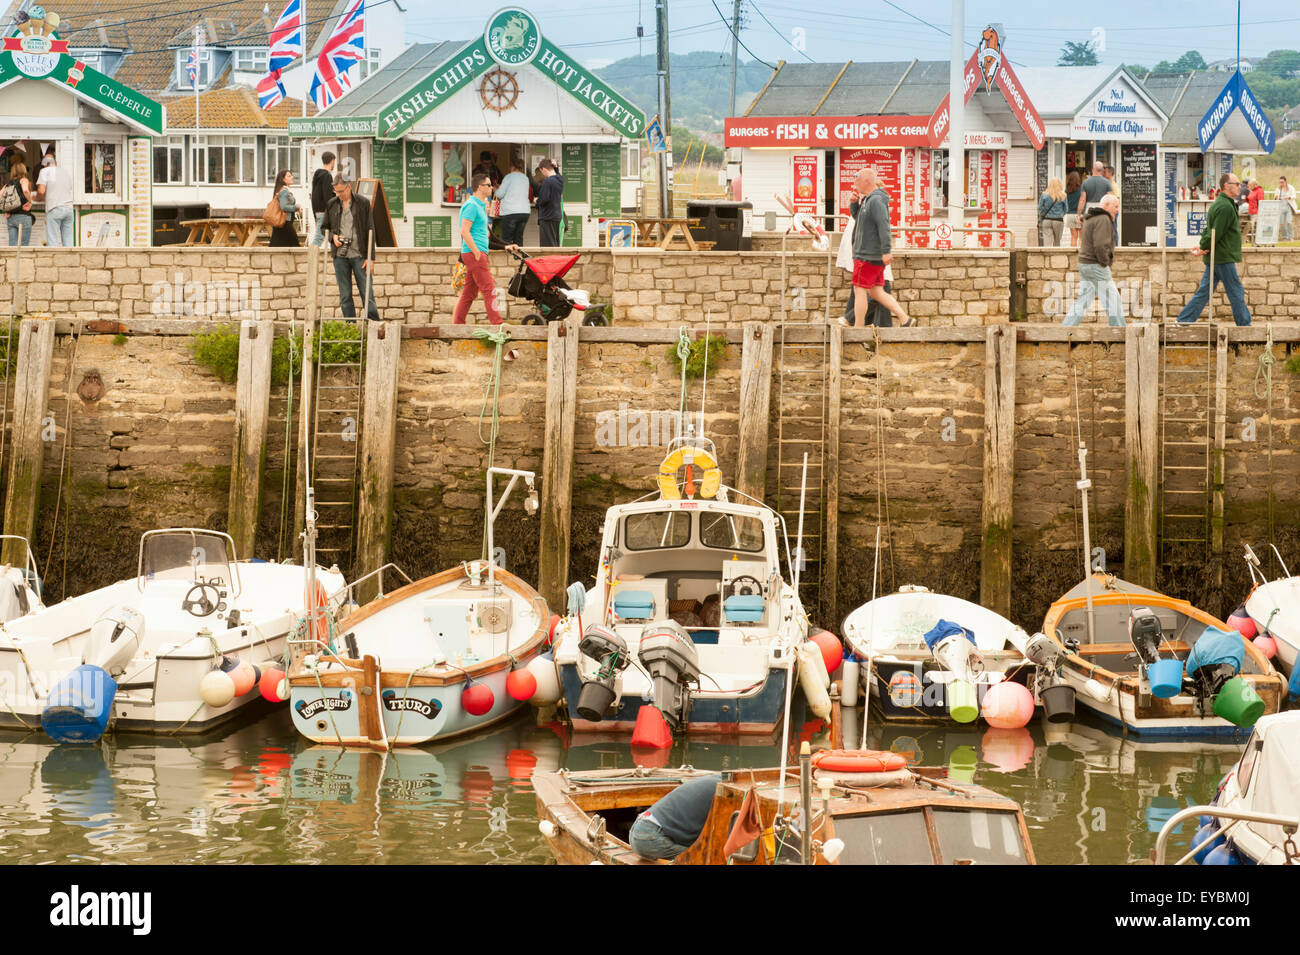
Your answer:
[0,705,1239,865]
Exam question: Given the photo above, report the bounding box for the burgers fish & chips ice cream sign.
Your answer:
[0,8,165,135]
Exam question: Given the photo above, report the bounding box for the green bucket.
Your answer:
[948,680,979,724]
[1213,676,1265,728]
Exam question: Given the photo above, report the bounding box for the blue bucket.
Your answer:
[1148,659,1184,698]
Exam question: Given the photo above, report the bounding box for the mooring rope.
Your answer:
[675,326,691,431]
[43,320,83,599]
[1254,324,1277,566]
[474,327,510,559]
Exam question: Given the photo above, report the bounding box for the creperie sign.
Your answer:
[725,116,933,148]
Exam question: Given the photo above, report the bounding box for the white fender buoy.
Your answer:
[199,669,236,708]
[526,654,562,706]
[538,820,557,838]
[841,658,860,708]
[798,642,832,721]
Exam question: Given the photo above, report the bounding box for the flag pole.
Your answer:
[302,0,308,117]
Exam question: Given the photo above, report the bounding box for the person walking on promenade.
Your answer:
[2,156,34,247]
[1062,194,1125,327]
[454,173,519,325]
[323,172,379,320]
[494,158,531,246]
[835,202,894,326]
[1064,171,1083,247]
[535,159,564,247]
[268,169,301,247]
[1175,173,1251,327]
[309,151,336,247]
[36,152,73,246]
[1038,177,1067,246]
[844,166,912,328]
[1279,176,1296,242]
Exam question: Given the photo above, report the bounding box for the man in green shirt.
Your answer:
[1176,172,1251,326]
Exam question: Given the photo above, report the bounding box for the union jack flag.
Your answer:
[267,0,304,73]
[186,48,198,86]
[308,0,365,110]
[257,71,287,109]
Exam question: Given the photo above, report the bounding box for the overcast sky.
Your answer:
[406,1,1300,70]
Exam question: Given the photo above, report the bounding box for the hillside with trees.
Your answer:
[595,51,772,138]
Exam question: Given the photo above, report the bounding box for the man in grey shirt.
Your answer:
[1077,161,1113,217]
[36,153,74,246]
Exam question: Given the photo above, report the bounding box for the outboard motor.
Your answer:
[1127,608,1162,664]
[638,621,700,731]
[923,620,985,684]
[575,625,629,721]
[0,566,31,622]
[42,607,144,745]
[85,606,146,677]
[1025,632,1076,723]
[1024,632,1067,670]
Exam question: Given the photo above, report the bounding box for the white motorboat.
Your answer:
[0,528,345,742]
[842,586,1034,723]
[0,535,45,623]
[1242,544,1300,678]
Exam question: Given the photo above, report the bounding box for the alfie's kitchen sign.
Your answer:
[375,7,645,140]
[0,10,165,135]
[1071,82,1161,140]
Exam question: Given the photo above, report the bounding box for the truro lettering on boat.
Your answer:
[49,886,151,936]
[381,691,439,717]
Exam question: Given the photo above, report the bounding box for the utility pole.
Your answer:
[728,0,741,115]
[948,0,965,244]
[656,0,673,216]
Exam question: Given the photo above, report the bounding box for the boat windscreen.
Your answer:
[624,512,691,550]
[699,512,765,552]
[832,811,936,865]
[140,531,235,589]
[931,809,1028,864]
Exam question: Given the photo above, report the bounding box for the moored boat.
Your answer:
[0,535,44,623]
[1040,573,1284,739]
[1240,544,1300,678]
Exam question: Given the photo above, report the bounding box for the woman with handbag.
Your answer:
[267,169,300,247]
[3,157,35,247]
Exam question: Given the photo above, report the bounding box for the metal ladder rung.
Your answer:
[314,453,358,461]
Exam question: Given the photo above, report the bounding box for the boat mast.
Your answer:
[1076,441,1096,648]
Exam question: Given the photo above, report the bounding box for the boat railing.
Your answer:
[328,562,414,614]
[1154,805,1300,865]
[1244,543,1293,587]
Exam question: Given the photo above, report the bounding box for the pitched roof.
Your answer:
[312,40,464,118]
[157,87,317,130]
[0,0,350,92]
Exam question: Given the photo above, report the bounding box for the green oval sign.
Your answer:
[484,7,541,66]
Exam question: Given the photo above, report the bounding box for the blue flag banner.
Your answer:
[1198,71,1275,153]
[646,117,667,155]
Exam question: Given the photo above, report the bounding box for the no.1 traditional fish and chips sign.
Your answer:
[1197,69,1275,153]
[0,10,165,135]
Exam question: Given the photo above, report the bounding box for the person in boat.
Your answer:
[629,774,723,860]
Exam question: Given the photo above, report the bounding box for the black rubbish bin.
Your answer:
[685,199,753,251]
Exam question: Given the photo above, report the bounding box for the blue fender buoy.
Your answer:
[1191,823,1223,865]
[1203,843,1241,866]
[41,665,117,744]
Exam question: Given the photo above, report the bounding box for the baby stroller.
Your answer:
[505,248,609,326]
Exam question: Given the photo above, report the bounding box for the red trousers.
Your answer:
[453,251,503,325]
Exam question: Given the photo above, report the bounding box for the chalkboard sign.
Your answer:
[1121,143,1157,247]
[1163,152,1178,247]
[414,215,453,247]
[372,140,404,217]
[406,140,434,204]
[561,214,582,247]
[1254,199,1286,246]
[590,143,622,218]
[353,178,396,247]
[1035,147,1048,206]
[562,143,588,204]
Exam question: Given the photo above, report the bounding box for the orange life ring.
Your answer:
[810,749,907,773]
[306,580,330,646]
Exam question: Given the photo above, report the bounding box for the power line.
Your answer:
[746,0,814,63]
[710,0,774,69]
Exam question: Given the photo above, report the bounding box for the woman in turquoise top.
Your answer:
[270,169,300,247]
[494,157,532,246]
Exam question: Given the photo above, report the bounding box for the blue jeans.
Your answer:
[46,205,74,246]
[310,212,326,247]
[629,815,691,860]
[1062,262,1125,326]
[333,256,379,320]
[1176,262,1251,327]
[6,212,33,247]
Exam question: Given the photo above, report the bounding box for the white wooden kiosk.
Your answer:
[288,7,645,248]
[0,19,164,246]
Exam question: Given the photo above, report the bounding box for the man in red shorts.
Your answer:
[455,173,519,324]
[847,166,913,327]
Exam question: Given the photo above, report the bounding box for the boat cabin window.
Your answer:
[832,811,936,865]
[623,512,691,550]
[699,513,765,552]
[931,810,1028,865]
[139,531,236,590]
[1236,732,1264,794]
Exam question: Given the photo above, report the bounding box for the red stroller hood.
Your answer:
[525,254,580,284]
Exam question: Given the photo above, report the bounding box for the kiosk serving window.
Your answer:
[84,142,119,196]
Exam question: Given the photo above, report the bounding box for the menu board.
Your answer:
[1254,200,1287,246]
[561,214,582,247]
[127,137,151,248]
[1035,146,1048,201]
[1163,151,1177,247]
[838,148,899,227]
[562,143,588,204]
[406,140,434,204]
[590,144,621,217]
[413,215,453,247]
[372,140,404,217]
[85,142,118,196]
[78,209,128,247]
[1121,143,1157,247]
[792,154,819,215]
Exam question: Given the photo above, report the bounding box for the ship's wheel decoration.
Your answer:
[480,68,520,113]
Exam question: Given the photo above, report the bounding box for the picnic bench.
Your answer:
[178,217,294,247]
[622,215,711,250]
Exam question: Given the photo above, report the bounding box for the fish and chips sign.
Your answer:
[293,7,646,140]
[0,10,165,135]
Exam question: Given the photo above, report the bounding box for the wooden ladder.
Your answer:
[311,318,367,570]
[775,324,829,619]
[1158,323,1214,569]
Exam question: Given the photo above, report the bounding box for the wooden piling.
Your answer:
[227,319,274,560]
[354,321,402,602]
[980,325,1015,618]
[538,320,580,610]
[1124,323,1160,589]
[736,322,774,502]
[294,244,322,547]
[2,316,55,567]
[1211,325,1228,614]
[823,324,842,628]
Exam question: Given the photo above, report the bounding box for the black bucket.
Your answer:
[1041,683,1076,724]
[576,681,616,722]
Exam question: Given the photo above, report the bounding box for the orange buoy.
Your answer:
[630,704,673,749]
[230,660,257,697]
[505,667,538,702]
[259,667,288,702]
[810,749,907,773]
[809,629,842,675]
[462,681,494,716]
